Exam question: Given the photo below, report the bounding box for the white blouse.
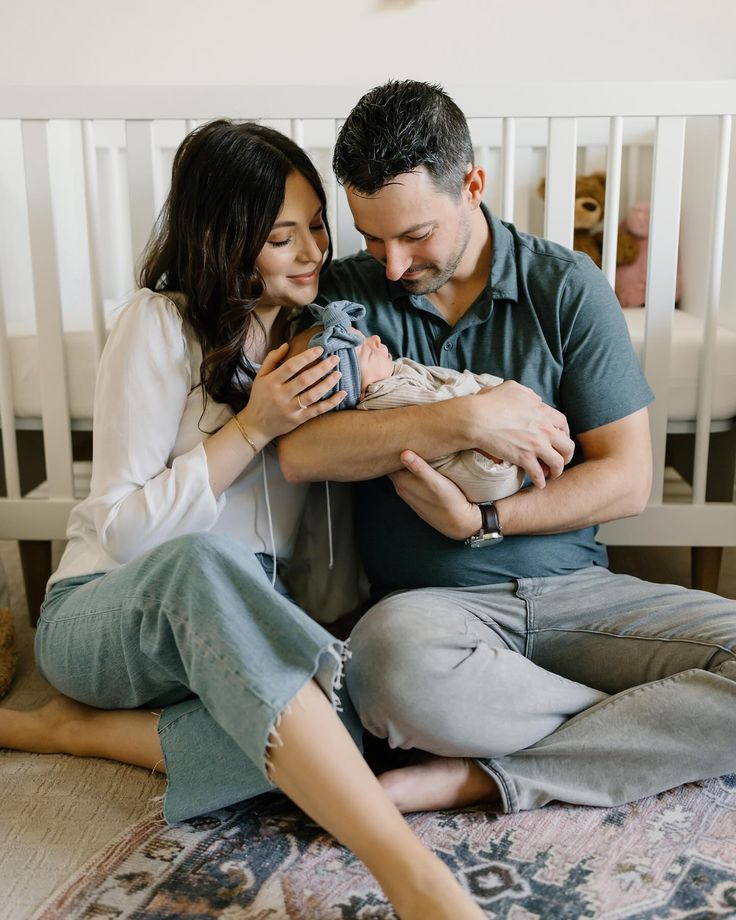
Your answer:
[50,289,307,587]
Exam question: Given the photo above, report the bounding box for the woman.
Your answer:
[0,121,484,919]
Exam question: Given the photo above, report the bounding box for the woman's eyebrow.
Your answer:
[272,206,323,230]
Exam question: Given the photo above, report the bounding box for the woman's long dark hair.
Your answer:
[138,120,332,412]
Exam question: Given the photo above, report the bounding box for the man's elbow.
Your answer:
[622,461,653,517]
[277,439,308,484]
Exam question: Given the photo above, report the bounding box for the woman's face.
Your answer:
[255,170,329,310]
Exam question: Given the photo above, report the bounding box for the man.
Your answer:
[279,80,736,814]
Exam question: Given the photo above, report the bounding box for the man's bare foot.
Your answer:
[379,754,499,813]
[0,695,97,755]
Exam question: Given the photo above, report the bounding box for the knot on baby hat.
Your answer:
[307,301,367,409]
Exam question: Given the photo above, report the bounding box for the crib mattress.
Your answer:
[623,310,736,423]
[8,330,101,420]
[6,311,736,423]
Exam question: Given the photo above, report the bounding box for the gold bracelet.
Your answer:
[232,413,259,455]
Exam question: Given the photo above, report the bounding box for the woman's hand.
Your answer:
[389,451,482,541]
[239,342,346,447]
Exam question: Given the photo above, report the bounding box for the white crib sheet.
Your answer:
[9,330,99,420]
[623,310,736,423]
[6,310,736,423]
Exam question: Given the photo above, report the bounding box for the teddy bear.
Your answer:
[538,171,640,270]
[615,200,683,308]
[0,564,18,698]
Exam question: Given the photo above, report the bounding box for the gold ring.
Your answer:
[296,394,307,410]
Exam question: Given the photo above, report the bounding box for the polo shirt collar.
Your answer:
[486,206,519,305]
[387,204,519,311]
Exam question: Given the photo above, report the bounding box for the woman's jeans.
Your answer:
[35,532,361,823]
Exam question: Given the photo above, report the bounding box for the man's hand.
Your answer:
[389,451,482,540]
[469,382,575,489]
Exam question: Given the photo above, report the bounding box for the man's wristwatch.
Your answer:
[464,501,504,548]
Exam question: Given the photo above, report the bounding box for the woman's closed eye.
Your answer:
[269,223,325,248]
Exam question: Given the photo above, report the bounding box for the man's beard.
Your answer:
[399,214,472,296]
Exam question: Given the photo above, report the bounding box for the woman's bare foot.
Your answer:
[379,754,500,814]
[0,695,165,771]
[0,695,98,755]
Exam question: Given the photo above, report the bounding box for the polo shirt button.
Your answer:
[443,341,453,351]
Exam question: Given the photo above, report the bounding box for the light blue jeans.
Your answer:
[35,532,361,823]
[346,566,736,812]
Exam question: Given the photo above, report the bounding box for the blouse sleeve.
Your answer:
[86,291,224,564]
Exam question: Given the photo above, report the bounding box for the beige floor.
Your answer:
[1,538,735,920]
[0,541,165,920]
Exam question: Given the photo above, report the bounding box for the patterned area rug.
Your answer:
[33,775,736,920]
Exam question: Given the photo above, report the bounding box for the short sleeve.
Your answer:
[558,259,654,434]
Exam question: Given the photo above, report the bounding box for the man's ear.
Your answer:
[465,165,486,207]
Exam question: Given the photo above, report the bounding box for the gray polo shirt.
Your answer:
[317,207,653,594]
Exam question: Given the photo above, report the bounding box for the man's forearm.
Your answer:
[279,400,471,482]
[498,457,651,536]
[498,408,653,536]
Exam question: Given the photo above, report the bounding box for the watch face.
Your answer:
[468,531,504,548]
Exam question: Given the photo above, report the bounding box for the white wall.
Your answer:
[1,0,735,86]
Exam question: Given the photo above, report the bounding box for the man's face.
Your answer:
[346,167,473,295]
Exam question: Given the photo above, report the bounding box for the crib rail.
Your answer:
[1,82,735,550]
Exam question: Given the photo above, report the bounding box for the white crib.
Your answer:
[1,82,735,620]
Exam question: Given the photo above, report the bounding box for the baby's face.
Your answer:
[354,332,394,390]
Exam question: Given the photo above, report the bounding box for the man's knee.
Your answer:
[346,597,479,750]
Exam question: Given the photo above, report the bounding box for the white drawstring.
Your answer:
[261,452,277,587]
[325,480,335,570]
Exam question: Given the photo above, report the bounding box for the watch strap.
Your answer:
[478,501,502,537]
[464,500,503,546]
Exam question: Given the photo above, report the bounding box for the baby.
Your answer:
[290,301,524,503]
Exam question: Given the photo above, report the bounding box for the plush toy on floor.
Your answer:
[0,562,17,698]
[615,200,683,308]
[538,171,640,270]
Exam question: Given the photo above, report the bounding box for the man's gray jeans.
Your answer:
[345,566,736,812]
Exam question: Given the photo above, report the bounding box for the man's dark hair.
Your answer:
[333,80,474,197]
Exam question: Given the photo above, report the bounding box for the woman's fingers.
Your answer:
[257,342,290,376]
[293,369,345,408]
[267,345,327,384]
[301,389,347,417]
[283,355,341,400]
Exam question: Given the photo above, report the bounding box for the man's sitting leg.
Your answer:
[346,584,608,811]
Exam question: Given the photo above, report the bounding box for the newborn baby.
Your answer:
[291,301,524,503]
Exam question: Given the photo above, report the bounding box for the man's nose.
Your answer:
[383,244,411,281]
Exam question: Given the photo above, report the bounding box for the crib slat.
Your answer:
[100,145,130,300]
[543,118,577,247]
[601,117,624,286]
[82,121,107,364]
[641,116,686,504]
[21,119,74,498]
[290,118,305,148]
[0,266,21,499]
[501,118,516,222]
[625,145,642,212]
[125,119,158,277]
[692,115,733,503]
